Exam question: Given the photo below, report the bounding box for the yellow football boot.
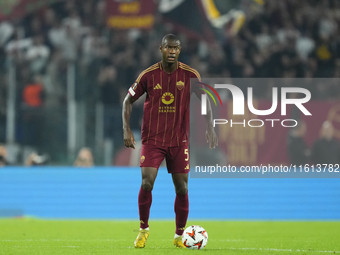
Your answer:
[134,229,149,248]
[173,236,187,249]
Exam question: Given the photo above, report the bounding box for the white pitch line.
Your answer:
[214,247,340,253]
[10,246,80,248]
[125,246,339,253]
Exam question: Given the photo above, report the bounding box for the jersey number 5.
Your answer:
[184,149,189,161]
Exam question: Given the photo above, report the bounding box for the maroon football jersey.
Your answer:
[128,62,201,147]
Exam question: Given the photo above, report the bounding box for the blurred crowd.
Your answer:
[224,0,340,98]
[287,121,340,165]
[0,0,340,164]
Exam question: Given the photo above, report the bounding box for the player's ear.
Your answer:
[159,45,162,52]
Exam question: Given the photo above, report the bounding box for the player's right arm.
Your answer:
[122,72,148,149]
[122,93,137,149]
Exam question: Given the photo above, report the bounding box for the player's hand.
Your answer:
[206,127,218,149]
[123,128,136,149]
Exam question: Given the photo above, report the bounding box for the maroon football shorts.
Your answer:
[140,144,190,173]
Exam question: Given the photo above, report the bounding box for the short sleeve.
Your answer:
[191,69,201,82]
[128,72,147,100]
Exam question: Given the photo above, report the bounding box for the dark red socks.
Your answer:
[138,187,189,234]
[138,187,152,229]
[174,193,189,235]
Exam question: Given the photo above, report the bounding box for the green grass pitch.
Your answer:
[0,219,339,255]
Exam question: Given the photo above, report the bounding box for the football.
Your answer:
[182,225,208,249]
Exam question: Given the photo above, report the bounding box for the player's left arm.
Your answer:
[201,94,218,149]
[192,75,218,149]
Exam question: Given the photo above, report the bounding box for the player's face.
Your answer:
[160,40,181,64]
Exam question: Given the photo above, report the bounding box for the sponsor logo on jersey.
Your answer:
[176,80,184,90]
[161,92,174,105]
[159,106,175,113]
[154,83,162,89]
[140,155,145,163]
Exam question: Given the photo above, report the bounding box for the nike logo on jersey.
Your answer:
[154,83,162,89]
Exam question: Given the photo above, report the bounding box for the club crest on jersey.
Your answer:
[176,80,184,90]
[162,92,174,105]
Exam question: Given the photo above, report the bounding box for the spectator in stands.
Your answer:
[25,35,50,73]
[0,21,14,47]
[25,152,49,166]
[5,27,32,63]
[74,147,94,167]
[97,64,123,145]
[296,31,315,61]
[287,121,310,165]
[21,75,45,148]
[82,28,108,67]
[0,144,8,166]
[311,121,340,165]
[256,24,273,52]
[0,74,6,141]
[313,34,336,77]
[48,19,66,49]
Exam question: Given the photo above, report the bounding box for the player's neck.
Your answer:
[161,60,177,74]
